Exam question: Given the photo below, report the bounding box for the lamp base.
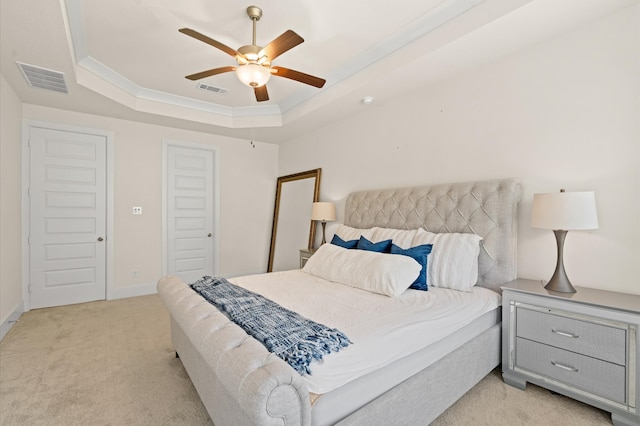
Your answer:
[321,221,327,245]
[544,275,577,293]
[544,230,576,293]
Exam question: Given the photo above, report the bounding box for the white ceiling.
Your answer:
[1,0,636,144]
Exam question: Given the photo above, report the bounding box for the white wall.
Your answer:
[279,5,640,295]
[0,75,24,333]
[22,104,279,298]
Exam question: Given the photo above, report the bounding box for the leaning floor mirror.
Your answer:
[268,169,321,272]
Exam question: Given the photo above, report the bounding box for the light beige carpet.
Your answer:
[0,294,612,425]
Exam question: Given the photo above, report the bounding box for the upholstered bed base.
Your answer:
[169,317,306,425]
[160,275,500,425]
[336,324,501,425]
[160,277,311,425]
[159,178,521,425]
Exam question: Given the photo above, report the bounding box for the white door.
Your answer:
[28,127,107,309]
[166,144,215,283]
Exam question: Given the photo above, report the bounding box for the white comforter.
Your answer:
[229,269,500,394]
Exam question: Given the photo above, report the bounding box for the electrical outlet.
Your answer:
[131,269,138,278]
[132,206,142,215]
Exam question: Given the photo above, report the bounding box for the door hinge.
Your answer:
[27,284,31,293]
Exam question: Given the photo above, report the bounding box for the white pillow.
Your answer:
[333,224,374,242]
[369,227,418,249]
[302,243,421,297]
[412,228,483,292]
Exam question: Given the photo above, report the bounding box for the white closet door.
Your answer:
[166,144,215,283]
[28,127,107,308]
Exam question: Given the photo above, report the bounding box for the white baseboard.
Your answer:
[0,303,24,342]
[111,282,157,300]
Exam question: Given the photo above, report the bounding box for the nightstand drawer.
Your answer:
[516,307,626,365]
[516,338,626,404]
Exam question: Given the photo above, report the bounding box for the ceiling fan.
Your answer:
[180,5,326,102]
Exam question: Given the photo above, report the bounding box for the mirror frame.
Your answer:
[267,168,321,272]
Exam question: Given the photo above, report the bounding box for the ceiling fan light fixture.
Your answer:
[236,63,271,87]
[180,5,324,102]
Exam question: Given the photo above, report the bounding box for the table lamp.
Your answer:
[531,189,598,293]
[311,202,336,245]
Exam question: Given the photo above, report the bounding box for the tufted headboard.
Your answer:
[344,179,522,293]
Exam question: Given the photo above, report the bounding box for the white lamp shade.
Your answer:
[311,202,336,222]
[531,191,598,230]
[235,63,271,87]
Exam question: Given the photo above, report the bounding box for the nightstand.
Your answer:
[501,279,640,426]
[299,248,315,268]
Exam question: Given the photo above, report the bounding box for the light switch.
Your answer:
[132,206,142,215]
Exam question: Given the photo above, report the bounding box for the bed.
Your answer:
[158,178,522,425]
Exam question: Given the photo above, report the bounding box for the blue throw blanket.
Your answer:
[190,276,351,375]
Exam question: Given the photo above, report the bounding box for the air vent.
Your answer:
[17,62,68,94]
[197,82,228,95]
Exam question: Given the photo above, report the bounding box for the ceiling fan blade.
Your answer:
[254,85,269,102]
[185,66,236,81]
[260,30,304,61]
[271,66,326,88]
[179,28,239,57]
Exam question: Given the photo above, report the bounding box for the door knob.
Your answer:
[207,233,212,238]
[97,237,104,241]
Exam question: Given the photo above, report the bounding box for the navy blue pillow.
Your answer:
[390,243,433,291]
[331,234,358,249]
[357,236,392,253]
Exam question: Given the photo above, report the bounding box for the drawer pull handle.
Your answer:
[551,361,578,372]
[552,329,579,339]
